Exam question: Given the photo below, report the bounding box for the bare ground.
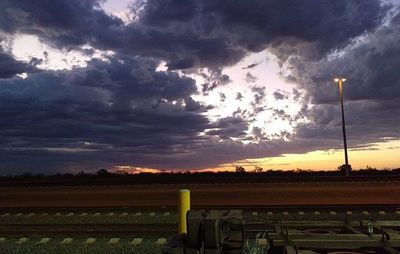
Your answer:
[0,181,399,208]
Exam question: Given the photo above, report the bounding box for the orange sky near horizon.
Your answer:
[218,140,400,171]
[116,139,400,174]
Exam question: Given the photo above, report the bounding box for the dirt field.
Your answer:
[0,181,399,208]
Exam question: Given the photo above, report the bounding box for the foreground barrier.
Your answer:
[162,190,244,254]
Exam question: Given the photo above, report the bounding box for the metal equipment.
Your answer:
[162,210,245,254]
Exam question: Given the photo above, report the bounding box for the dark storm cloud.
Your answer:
[68,56,197,101]
[0,0,397,174]
[184,96,204,112]
[1,0,385,70]
[0,0,123,49]
[200,70,231,94]
[0,48,37,78]
[206,117,248,140]
[0,55,213,173]
[140,0,197,25]
[124,0,385,69]
[295,99,400,146]
[139,0,384,63]
[287,9,400,149]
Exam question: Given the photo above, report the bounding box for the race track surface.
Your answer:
[1,180,399,207]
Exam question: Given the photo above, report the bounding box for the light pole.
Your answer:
[334,78,351,175]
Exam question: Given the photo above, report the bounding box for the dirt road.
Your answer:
[0,180,399,207]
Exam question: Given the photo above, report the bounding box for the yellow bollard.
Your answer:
[178,189,190,235]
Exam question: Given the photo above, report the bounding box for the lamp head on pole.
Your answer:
[334,78,347,83]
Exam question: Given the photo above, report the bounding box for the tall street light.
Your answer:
[334,78,351,176]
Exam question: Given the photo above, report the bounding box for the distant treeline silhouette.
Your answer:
[0,167,399,186]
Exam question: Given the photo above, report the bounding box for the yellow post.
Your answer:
[178,189,190,235]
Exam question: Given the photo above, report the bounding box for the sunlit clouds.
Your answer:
[9,34,115,71]
[0,0,399,174]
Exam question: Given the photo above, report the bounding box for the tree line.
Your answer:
[0,166,399,186]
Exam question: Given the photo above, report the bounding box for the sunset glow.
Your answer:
[0,0,399,174]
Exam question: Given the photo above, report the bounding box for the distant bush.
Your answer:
[0,166,399,186]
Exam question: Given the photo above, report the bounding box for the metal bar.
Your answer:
[273,239,384,249]
[268,233,377,240]
[383,247,400,254]
[345,225,364,234]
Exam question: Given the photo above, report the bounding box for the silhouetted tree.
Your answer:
[235,166,246,173]
[253,166,263,173]
[96,168,110,176]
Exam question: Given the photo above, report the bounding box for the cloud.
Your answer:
[0,55,213,173]
[0,48,37,78]
[235,92,243,101]
[252,126,268,141]
[0,0,386,70]
[287,9,400,149]
[206,117,249,140]
[242,62,261,69]
[219,92,226,102]
[245,72,257,83]
[272,109,291,122]
[0,0,397,174]
[200,70,231,94]
[273,91,288,100]
[68,56,197,102]
[292,88,302,102]
[184,96,207,112]
[126,0,385,68]
[251,85,266,105]
[0,0,123,49]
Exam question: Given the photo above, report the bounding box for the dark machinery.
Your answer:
[162,210,245,254]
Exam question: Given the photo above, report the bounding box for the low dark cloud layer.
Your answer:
[0,55,212,173]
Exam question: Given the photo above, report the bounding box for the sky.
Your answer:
[0,0,399,175]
